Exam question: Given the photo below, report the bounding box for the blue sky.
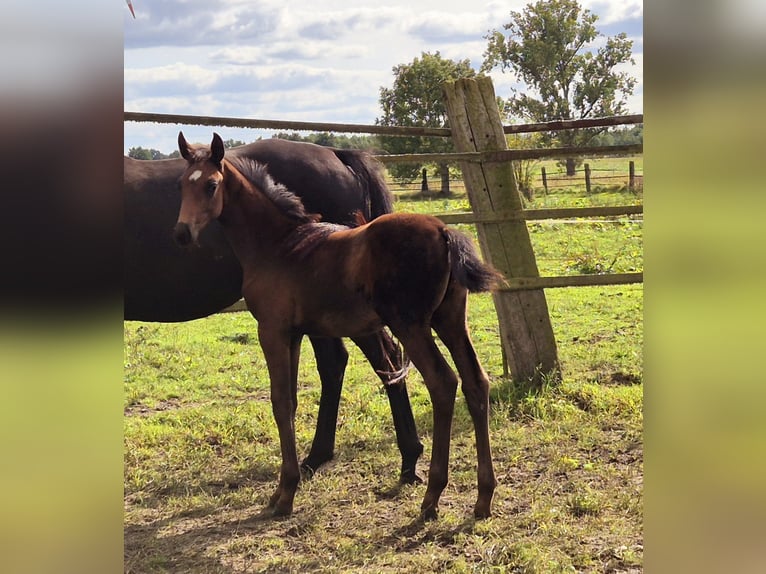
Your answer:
[124,0,643,154]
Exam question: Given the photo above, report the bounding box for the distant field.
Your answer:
[125,183,643,573]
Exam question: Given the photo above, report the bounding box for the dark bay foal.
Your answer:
[173,132,502,519]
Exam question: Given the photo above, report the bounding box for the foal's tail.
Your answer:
[333,149,394,219]
[444,228,505,293]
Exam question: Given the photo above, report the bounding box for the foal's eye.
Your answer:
[206,180,218,197]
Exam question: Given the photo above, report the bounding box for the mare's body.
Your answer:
[173,133,501,519]
[125,138,422,480]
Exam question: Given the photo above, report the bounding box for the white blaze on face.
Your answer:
[188,170,203,182]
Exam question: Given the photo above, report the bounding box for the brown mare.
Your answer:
[174,133,502,519]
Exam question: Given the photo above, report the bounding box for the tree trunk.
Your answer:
[565,157,576,176]
[438,163,450,195]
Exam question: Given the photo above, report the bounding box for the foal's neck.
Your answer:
[220,161,301,266]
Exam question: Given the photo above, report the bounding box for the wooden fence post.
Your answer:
[629,160,635,192]
[584,163,592,194]
[443,77,560,384]
[541,167,548,194]
[421,168,429,192]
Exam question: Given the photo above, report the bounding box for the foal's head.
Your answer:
[174,131,227,247]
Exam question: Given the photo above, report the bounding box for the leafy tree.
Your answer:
[589,124,642,146]
[507,132,545,201]
[271,132,306,142]
[482,0,636,175]
[271,132,379,151]
[377,51,476,193]
[128,146,166,160]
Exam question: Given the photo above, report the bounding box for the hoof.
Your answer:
[271,503,293,517]
[299,462,317,479]
[473,501,492,520]
[399,468,424,485]
[420,504,439,521]
[267,489,294,517]
[300,452,333,477]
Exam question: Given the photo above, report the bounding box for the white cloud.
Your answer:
[582,0,643,25]
[124,0,643,153]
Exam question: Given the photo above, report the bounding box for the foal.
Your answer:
[174,132,502,519]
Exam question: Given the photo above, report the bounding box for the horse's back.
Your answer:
[231,140,377,224]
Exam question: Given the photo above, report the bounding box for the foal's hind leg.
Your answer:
[432,285,496,518]
[301,337,349,476]
[391,324,459,520]
[352,332,424,484]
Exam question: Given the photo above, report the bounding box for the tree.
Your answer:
[128,146,166,160]
[507,132,545,201]
[377,52,476,194]
[482,0,636,175]
[271,132,379,151]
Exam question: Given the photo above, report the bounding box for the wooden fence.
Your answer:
[125,78,642,382]
[124,112,644,277]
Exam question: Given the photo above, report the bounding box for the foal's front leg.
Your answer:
[258,324,302,516]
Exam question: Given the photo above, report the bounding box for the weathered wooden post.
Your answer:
[629,160,635,192]
[541,167,548,194]
[584,163,592,194]
[421,167,429,192]
[443,77,559,384]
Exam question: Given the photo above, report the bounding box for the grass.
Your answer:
[124,181,642,573]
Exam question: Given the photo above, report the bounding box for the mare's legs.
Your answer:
[351,332,424,484]
[391,324,459,520]
[302,336,348,475]
[432,285,496,518]
[302,334,423,483]
[258,324,303,516]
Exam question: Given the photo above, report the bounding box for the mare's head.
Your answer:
[173,131,226,246]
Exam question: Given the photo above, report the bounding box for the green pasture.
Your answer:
[125,180,643,573]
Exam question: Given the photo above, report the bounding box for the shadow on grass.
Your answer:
[126,483,480,574]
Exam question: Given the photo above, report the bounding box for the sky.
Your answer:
[124,0,643,155]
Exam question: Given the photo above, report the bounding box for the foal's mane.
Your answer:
[227,156,320,224]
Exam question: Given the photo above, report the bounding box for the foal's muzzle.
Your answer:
[173,222,193,246]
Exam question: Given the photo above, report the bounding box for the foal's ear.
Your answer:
[211,133,225,166]
[178,131,193,162]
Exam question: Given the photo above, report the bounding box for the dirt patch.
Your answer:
[124,398,181,417]
[607,371,642,386]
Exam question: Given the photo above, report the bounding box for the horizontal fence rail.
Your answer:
[436,205,643,225]
[124,111,451,137]
[376,144,642,164]
[502,114,643,134]
[499,272,643,291]
[124,111,643,139]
